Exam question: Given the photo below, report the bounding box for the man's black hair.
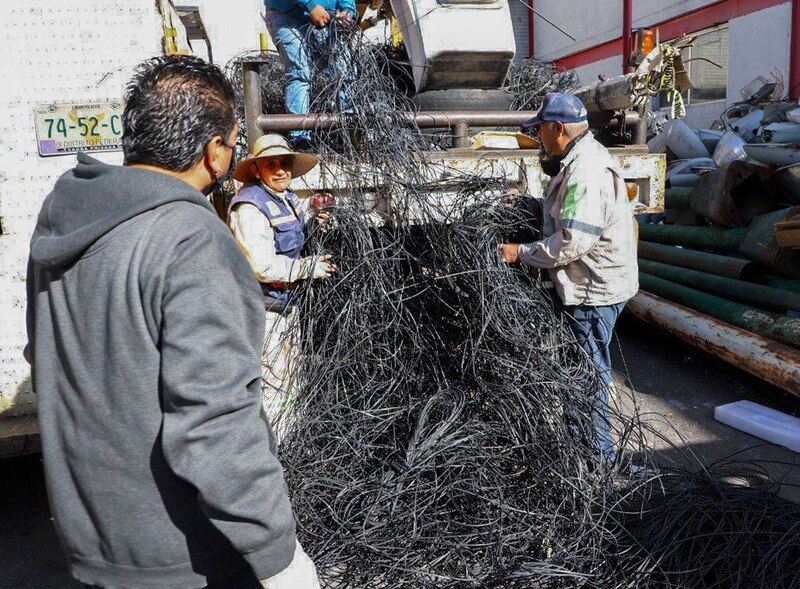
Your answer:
[122,55,236,172]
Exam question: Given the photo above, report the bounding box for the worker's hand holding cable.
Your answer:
[335,10,354,24]
[501,188,520,206]
[498,243,520,264]
[309,4,331,27]
[499,244,540,278]
[260,540,320,588]
[314,210,334,233]
[300,253,336,279]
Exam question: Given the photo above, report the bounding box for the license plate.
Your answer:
[34,101,124,157]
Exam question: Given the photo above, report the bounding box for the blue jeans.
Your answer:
[265,10,350,144]
[561,301,626,462]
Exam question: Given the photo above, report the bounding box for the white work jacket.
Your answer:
[518,133,639,306]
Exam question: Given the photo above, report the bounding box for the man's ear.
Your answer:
[554,121,565,136]
[205,136,224,176]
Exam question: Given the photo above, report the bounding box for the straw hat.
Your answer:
[232,133,319,183]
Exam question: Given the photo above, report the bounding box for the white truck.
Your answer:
[0,0,266,456]
[0,0,665,457]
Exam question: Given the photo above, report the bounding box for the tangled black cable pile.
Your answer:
[286,193,638,588]
[613,461,800,588]
[505,58,580,111]
[266,21,800,589]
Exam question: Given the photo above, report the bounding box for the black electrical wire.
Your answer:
[239,21,800,589]
[505,58,580,112]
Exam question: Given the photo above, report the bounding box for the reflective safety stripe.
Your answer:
[269,214,298,226]
[561,218,603,236]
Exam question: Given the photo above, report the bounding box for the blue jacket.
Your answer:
[265,0,356,18]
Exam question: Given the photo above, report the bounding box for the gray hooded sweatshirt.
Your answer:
[25,153,296,588]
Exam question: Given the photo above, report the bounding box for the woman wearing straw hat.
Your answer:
[228,133,334,444]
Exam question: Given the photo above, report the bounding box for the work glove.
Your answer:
[299,254,336,280]
[260,540,320,589]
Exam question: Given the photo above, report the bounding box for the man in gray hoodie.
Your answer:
[25,56,318,588]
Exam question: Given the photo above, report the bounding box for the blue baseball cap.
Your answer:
[522,92,588,128]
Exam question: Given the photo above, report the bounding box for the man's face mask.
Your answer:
[538,128,591,178]
[206,162,233,196]
[539,152,562,177]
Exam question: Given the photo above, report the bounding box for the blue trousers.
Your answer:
[265,11,350,144]
[561,301,626,462]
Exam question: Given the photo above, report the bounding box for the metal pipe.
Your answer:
[257,110,542,132]
[573,74,638,113]
[242,61,264,154]
[666,174,701,188]
[639,273,800,347]
[623,0,633,74]
[634,100,648,145]
[528,0,535,58]
[766,275,800,295]
[664,187,692,209]
[739,207,800,279]
[453,120,470,148]
[626,291,800,397]
[637,223,747,253]
[791,0,800,100]
[638,241,762,282]
[257,110,641,133]
[639,259,800,312]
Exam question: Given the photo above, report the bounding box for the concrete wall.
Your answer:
[572,56,620,86]
[667,3,792,128]
[726,2,792,104]
[534,0,619,61]
[678,100,726,129]
[509,0,531,63]
[634,0,720,28]
[533,0,727,61]
[526,1,793,128]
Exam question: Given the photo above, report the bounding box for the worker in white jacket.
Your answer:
[499,93,638,462]
[228,133,334,444]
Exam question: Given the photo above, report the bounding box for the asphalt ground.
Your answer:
[1,315,798,588]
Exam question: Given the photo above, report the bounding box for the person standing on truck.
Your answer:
[228,133,335,443]
[498,92,638,463]
[25,56,318,589]
[264,0,356,149]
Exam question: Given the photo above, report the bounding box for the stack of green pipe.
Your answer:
[639,273,800,346]
[638,224,747,253]
[639,259,800,312]
[664,187,693,209]
[766,276,800,295]
[638,241,760,281]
